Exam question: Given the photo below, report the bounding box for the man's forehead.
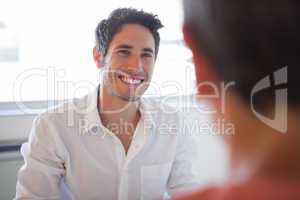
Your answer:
[110,39,155,53]
[112,24,154,43]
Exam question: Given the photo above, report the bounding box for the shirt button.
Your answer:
[90,125,99,135]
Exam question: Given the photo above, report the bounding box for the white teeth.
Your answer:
[121,76,142,85]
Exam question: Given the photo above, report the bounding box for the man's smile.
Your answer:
[115,71,145,86]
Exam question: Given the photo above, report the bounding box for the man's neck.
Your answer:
[98,85,141,132]
[97,86,141,154]
[229,110,300,182]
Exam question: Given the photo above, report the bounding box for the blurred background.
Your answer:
[0,0,228,199]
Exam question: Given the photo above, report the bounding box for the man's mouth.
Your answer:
[116,72,145,85]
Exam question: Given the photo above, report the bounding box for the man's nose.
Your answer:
[126,55,143,73]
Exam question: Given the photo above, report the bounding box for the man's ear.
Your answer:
[183,24,220,94]
[93,47,105,69]
[183,24,225,119]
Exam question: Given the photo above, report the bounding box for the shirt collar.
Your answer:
[82,86,155,136]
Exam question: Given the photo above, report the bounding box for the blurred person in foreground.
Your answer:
[176,0,300,199]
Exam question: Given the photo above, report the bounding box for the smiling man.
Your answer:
[15,8,201,200]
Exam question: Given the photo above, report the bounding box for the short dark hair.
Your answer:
[183,0,300,107]
[95,8,163,58]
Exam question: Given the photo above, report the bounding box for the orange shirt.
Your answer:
[174,178,300,200]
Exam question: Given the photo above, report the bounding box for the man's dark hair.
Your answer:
[95,8,163,58]
[184,0,300,107]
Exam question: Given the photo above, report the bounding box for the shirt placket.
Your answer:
[113,136,128,200]
[117,119,147,200]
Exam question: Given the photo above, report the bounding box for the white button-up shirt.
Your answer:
[15,87,201,200]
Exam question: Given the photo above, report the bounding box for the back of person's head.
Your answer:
[183,0,300,108]
[183,0,300,179]
[95,8,163,58]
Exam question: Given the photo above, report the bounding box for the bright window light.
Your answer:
[0,0,195,102]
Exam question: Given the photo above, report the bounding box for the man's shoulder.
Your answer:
[37,95,88,124]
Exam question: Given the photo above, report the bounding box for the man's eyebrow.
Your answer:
[115,44,154,54]
[115,44,133,49]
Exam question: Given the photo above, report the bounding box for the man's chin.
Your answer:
[119,95,141,102]
[112,91,141,102]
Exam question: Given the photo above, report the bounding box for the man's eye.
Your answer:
[117,50,130,55]
[142,53,153,58]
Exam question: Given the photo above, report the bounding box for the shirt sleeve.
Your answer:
[166,113,202,196]
[15,115,66,200]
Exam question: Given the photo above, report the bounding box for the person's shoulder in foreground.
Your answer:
[175,178,300,200]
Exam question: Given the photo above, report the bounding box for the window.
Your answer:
[0,0,195,102]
